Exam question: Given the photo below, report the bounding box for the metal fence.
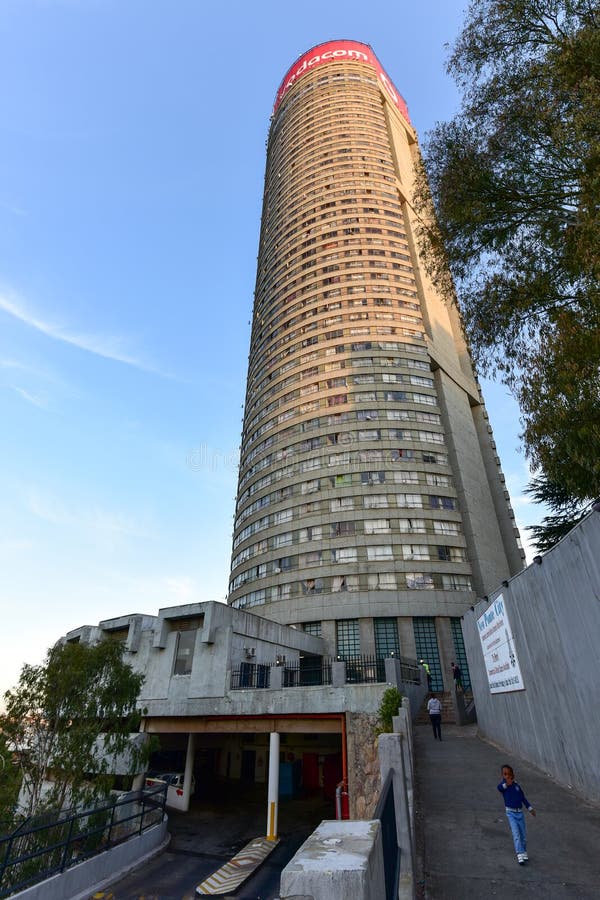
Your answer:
[0,784,167,898]
[230,662,271,689]
[230,655,422,691]
[399,658,422,684]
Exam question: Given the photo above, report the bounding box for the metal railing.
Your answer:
[399,658,421,684]
[374,769,401,900]
[230,655,422,690]
[230,662,271,689]
[281,658,332,687]
[0,784,167,898]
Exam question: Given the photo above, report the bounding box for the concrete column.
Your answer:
[435,616,455,692]
[181,732,195,812]
[384,656,401,687]
[132,772,146,792]
[332,659,346,687]
[266,732,280,841]
[270,664,284,690]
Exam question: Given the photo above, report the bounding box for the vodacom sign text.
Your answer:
[273,40,411,125]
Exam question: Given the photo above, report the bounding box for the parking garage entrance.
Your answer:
[142,713,345,823]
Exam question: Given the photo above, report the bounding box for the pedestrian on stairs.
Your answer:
[427,693,442,740]
[420,659,432,690]
[451,661,463,691]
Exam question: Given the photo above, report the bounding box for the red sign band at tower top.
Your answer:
[273,40,411,125]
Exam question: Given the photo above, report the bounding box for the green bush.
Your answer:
[377,687,403,734]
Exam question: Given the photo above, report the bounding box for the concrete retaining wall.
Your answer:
[462,511,600,802]
[11,819,169,900]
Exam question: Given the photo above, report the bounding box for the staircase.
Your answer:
[415,690,474,725]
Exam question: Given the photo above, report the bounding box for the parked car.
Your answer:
[145,772,195,799]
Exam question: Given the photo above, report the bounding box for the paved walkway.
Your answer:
[414,724,600,899]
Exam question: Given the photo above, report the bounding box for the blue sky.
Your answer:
[0,0,539,699]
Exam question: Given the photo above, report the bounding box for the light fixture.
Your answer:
[533,555,543,565]
[502,580,509,588]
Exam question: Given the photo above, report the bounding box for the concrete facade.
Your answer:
[63,601,423,821]
[462,510,600,802]
[228,39,524,695]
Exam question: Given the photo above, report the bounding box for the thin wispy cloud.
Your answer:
[9,385,48,408]
[0,200,26,217]
[0,291,172,377]
[26,487,155,540]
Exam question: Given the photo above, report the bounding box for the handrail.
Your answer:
[0,784,167,898]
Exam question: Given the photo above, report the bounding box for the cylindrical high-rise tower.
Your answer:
[228,41,524,691]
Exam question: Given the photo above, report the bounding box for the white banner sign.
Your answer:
[477,594,525,693]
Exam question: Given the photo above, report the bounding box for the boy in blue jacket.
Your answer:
[497,764,537,864]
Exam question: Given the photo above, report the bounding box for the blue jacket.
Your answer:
[497,780,533,810]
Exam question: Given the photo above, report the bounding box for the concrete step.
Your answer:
[415,691,473,725]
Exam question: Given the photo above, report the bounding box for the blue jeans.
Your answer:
[506,809,527,854]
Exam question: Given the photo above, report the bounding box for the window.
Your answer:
[364,519,391,534]
[331,496,354,511]
[368,573,397,590]
[173,629,197,676]
[336,619,360,658]
[332,473,352,487]
[299,525,323,542]
[429,495,456,510]
[299,550,322,567]
[303,621,322,637]
[271,583,291,601]
[394,470,419,484]
[302,577,324,594]
[274,508,293,524]
[367,545,393,560]
[364,494,389,509]
[413,617,443,691]
[402,544,429,560]
[361,470,386,485]
[332,574,359,591]
[374,618,400,656]
[397,493,423,508]
[331,547,358,563]
[442,574,472,591]
[433,520,460,535]
[273,532,292,548]
[406,573,435,590]
[331,521,356,536]
[450,617,472,689]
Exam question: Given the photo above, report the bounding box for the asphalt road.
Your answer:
[94,789,332,900]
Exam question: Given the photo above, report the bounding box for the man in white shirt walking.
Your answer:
[427,694,442,740]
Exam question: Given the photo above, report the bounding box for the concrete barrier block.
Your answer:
[280,820,384,900]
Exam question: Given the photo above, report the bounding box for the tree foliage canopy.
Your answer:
[416,0,600,503]
[1,639,147,822]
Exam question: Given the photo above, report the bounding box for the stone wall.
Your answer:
[346,712,381,820]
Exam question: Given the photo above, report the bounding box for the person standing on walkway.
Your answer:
[497,764,536,864]
[427,693,442,740]
[451,661,463,691]
[420,659,432,690]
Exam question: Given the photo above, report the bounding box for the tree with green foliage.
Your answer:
[525,471,592,551]
[415,0,600,511]
[0,730,22,827]
[1,639,148,822]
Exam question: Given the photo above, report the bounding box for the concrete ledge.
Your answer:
[11,819,169,900]
[280,820,385,900]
